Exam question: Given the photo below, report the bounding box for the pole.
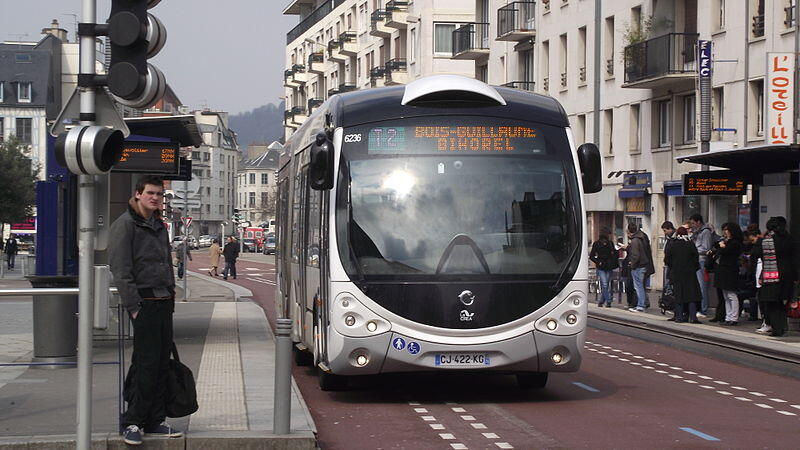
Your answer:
[592,0,601,145]
[77,0,97,447]
[182,180,188,301]
[273,318,292,434]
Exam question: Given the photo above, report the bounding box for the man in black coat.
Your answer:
[222,236,240,280]
[4,234,19,270]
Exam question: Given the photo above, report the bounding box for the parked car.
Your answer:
[242,238,260,253]
[15,234,35,254]
[172,235,198,250]
[198,235,213,248]
[262,235,276,255]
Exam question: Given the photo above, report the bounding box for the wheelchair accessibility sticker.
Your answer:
[407,342,420,354]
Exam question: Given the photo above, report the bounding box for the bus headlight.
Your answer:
[366,321,378,332]
[546,319,558,331]
[356,354,368,366]
[345,315,356,326]
[552,353,563,364]
[566,314,577,325]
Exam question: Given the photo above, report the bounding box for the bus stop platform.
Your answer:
[0,272,316,449]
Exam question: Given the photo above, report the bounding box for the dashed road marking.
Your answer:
[683,371,697,375]
[452,407,466,413]
[450,444,468,450]
[641,365,654,369]
[791,405,800,410]
[680,427,720,442]
[668,374,683,379]
[698,375,713,380]
[750,392,766,397]
[716,391,732,396]
[629,362,642,366]
[482,433,499,439]
[655,370,668,374]
[430,424,446,430]
[699,385,715,390]
[731,386,747,391]
[755,403,773,409]
[495,444,514,449]
[408,402,421,406]
[460,415,475,421]
[735,397,752,402]
[769,398,787,403]
[414,408,428,413]
[713,380,729,385]
[777,411,796,416]
[669,366,683,370]
[471,423,488,430]
[422,416,436,421]
[683,380,698,384]
[573,382,600,393]
[440,433,455,440]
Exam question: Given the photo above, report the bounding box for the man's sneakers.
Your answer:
[144,421,184,438]
[122,425,143,445]
[755,323,773,334]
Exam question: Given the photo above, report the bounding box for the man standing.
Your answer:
[626,223,654,312]
[222,236,240,280]
[175,240,192,280]
[4,234,18,270]
[109,176,183,446]
[688,214,714,317]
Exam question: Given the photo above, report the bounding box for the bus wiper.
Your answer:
[550,243,578,292]
[346,174,367,290]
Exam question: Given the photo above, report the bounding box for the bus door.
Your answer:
[304,175,323,360]
[290,167,308,344]
[276,176,291,318]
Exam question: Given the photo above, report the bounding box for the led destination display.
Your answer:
[112,141,180,174]
[366,126,544,154]
[683,171,747,195]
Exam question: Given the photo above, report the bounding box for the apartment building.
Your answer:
[237,146,281,224]
[283,0,476,137]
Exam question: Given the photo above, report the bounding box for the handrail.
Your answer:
[0,287,119,296]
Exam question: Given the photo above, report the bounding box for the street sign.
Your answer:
[111,140,180,174]
[697,40,712,79]
[182,216,193,228]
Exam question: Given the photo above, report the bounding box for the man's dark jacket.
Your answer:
[223,241,239,262]
[109,199,175,315]
[627,230,655,276]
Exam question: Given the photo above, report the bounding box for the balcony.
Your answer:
[497,2,536,41]
[308,52,325,74]
[339,83,357,93]
[291,106,308,125]
[307,98,324,112]
[370,66,387,87]
[291,64,308,86]
[370,10,393,37]
[560,71,567,88]
[286,0,342,44]
[327,39,347,62]
[752,14,765,37]
[283,0,316,15]
[385,58,407,85]
[452,23,490,60]
[622,32,699,89]
[284,110,298,129]
[501,81,535,91]
[338,31,358,57]
[283,69,300,88]
[385,1,409,29]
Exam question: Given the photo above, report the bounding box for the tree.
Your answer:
[0,138,38,233]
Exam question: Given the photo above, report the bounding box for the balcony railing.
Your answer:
[560,71,567,87]
[339,30,356,42]
[327,87,339,97]
[327,39,341,54]
[307,98,324,110]
[497,2,536,40]
[579,66,586,83]
[752,14,765,37]
[291,106,307,116]
[371,9,390,23]
[386,0,409,12]
[385,58,407,72]
[501,81,535,91]
[284,69,294,80]
[786,6,797,28]
[286,0,345,44]
[452,23,490,58]
[370,66,387,80]
[308,52,324,65]
[291,64,305,73]
[284,110,294,120]
[623,33,698,85]
[339,83,357,93]
[606,58,614,76]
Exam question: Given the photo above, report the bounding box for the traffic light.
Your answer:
[232,209,242,223]
[106,0,167,109]
[54,126,125,175]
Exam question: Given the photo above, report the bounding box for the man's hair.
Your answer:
[627,223,639,234]
[766,216,787,233]
[135,176,164,195]
[688,213,704,223]
[661,221,675,230]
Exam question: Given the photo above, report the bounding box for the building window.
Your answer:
[520,49,534,83]
[15,53,32,63]
[559,33,567,89]
[249,192,256,208]
[219,188,224,196]
[604,16,615,77]
[219,205,224,214]
[0,82,4,102]
[261,173,268,184]
[752,0,765,38]
[713,87,724,140]
[715,0,726,30]
[683,94,696,143]
[249,173,255,184]
[576,114,586,144]
[434,23,455,55]
[477,65,488,82]
[541,40,550,91]
[786,0,797,28]
[578,27,587,84]
[630,104,641,152]
[191,151,200,160]
[0,118,4,142]
[206,187,210,195]
[410,28,417,63]
[261,192,268,208]
[203,152,209,161]
[15,118,32,144]
[602,109,613,155]
[750,79,764,137]
[658,99,672,147]
[17,82,32,103]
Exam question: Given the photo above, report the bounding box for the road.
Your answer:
[188,252,800,449]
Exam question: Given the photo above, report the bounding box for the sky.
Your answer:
[1,0,297,114]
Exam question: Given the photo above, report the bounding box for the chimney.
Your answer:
[42,19,68,42]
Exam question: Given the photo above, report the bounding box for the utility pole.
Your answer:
[593,0,601,145]
[183,180,188,301]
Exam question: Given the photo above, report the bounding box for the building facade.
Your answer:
[237,146,280,225]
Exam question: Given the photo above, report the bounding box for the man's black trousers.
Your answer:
[123,298,174,429]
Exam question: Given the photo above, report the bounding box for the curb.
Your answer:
[186,270,254,301]
[0,431,316,449]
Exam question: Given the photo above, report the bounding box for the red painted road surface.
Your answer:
[188,254,800,449]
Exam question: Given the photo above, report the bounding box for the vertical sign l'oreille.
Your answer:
[766,52,795,145]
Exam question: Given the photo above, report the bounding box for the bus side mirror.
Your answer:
[577,143,602,194]
[309,131,334,190]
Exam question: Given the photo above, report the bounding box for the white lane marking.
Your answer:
[698,375,713,380]
[682,379,698,384]
[791,405,800,410]
[644,359,656,363]
[668,375,683,379]
[633,355,644,359]
[777,411,796,416]
[630,362,642,366]
[656,363,668,367]
[669,367,683,370]
[451,444,468,450]
[619,358,630,362]
[483,433,500,439]
[244,268,260,271]
[461,415,475,421]
[496,443,514,449]
[440,433,456,440]
[246,277,276,285]
[735,397,752,402]
[713,380,729,385]
[471,423,488,430]
[755,403,773,409]
[408,402,421,406]
[608,355,619,358]
[622,352,633,356]
[597,351,608,355]
[750,392,766,397]
[769,398,788,403]
[731,386,747,391]
[612,349,623,353]
[641,366,654,370]
[683,371,697,375]
[655,370,668,374]
[414,408,428,413]
[451,407,466,413]
[422,416,436,421]
[699,385,715,390]
[716,391,733,396]
[430,424,446,430]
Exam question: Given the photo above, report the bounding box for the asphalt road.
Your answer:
[188,254,800,449]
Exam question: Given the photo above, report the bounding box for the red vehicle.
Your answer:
[242,227,265,252]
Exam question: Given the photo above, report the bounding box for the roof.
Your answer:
[124,115,203,147]
[240,148,280,170]
[676,144,800,175]
[329,84,570,128]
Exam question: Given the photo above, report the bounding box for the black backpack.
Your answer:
[124,342,198,418]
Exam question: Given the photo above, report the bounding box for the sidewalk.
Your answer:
[0,271,316,449]
[589,289,800,365]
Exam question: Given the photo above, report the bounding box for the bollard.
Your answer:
[273,318,293,435]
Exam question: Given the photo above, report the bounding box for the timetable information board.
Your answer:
[683,171,747,195]
[112,141,180,174]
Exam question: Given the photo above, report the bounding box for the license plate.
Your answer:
[435,353,491,366]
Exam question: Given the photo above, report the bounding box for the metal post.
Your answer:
[182,181,188,301]
[593,0,601,144]
[77,0,97,447]
[273,318,292,434]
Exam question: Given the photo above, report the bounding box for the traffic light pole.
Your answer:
[77,0,98,447]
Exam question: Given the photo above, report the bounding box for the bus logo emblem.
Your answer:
[458,290,475,306]
[460,310,475,322]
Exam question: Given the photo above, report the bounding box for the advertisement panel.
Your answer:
[766,52,795,144]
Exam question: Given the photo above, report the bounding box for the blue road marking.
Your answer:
[680,427,720,442]
[572,382,600,393]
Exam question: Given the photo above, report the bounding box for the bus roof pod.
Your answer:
[401,74,507,106]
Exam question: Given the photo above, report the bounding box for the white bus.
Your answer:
[275,75,602,390]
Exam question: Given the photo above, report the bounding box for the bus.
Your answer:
[275,75,601,390]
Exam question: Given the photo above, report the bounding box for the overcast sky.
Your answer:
[1,0,296,114]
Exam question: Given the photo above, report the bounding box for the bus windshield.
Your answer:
[336,117,581,281]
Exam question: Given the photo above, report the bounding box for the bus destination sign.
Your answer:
[683,171,747,195]
[366,126,545,154]
[112,141,180,174]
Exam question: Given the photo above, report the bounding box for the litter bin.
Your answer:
[27,275,79,368]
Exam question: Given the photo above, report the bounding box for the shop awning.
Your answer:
[675,144,800,175]
[618,187,649,198]
[663,181,683,196]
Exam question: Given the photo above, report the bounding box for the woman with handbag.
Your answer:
[713,223,744,325]
[665,227,703,323]
[590,228,619,307]
[751,217,797,337]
